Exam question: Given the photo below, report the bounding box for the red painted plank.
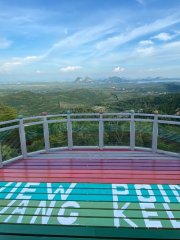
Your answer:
[3,165,180,170]
[1,169,180,175]
[8,162,180,166]
[1,172,179,179]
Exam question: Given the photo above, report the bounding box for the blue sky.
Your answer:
[0,0,180,81]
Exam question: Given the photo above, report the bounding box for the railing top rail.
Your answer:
[0,124,20,132]
[134,113,155,117]
[23,116,44,121]
[47,114,68,118]
[69,113,100,116]
[0,119,20,125]
[103,113,131,116]
[158,114,180,119]
[1,112,180,126]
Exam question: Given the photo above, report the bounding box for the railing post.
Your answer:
[43,112,50,152]
[67,110,73,149]
[130,110,135,150]
[0,143,3,168]
[152,110,158,153]
[99,110,104,149]
[19,115,27,159]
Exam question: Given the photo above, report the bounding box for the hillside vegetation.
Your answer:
[108,93,180,115]
[0,89,109,116]
[0,103,17,121]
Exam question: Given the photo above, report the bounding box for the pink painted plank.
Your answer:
[0,176,179,184]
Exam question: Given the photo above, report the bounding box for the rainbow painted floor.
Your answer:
[0,149,180,239]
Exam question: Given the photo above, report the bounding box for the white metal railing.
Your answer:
[0,110,180,167]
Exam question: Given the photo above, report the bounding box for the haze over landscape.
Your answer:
[0,0,180,81]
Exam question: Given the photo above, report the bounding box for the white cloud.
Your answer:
[60,66,83,72]
[146,68,160,72]
[0,20,119,73]
[24,56,38,61]
[152,32,172,41]
[94,15,180,57]
[139,40,154,45]
[136,0,145,5]
[0,37,12,49]
[137,46,154,55]
[113,67,124,72]
[36,70,42,74]
[0,55,44,73]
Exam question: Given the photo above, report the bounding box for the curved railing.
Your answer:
[0,110,180,167]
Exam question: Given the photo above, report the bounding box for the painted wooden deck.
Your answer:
[0,149,180,239]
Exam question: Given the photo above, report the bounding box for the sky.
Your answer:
[0,0,180,81]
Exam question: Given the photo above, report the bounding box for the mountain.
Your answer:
[105,76,126,83]
[74,77,84,83]
[84,76,94,82]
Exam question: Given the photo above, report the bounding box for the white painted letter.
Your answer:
[169,185,180,202]
[30,201,56,224]
[157,185,170,203]
[16,183,40,200]
[0,200,16,215]
[112,184,129,202]
[47,183,77,201]
[135,185,156,202]
[163,203,180,228]
[4,200,29,223]
[5,182,22,199]
[0,182,13,193]
[140,203,162,228]
[114,202,138,228]
[57,201,80,225]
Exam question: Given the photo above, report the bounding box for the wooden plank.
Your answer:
[0,200,180,210]
[0,235,133,240]
[1,187,179,196]
[0,236,121,240]
[1,169,180,175]
[0,207,180,219]
[0,215,179,228]
[0,182,178,189]
[3,166,180,171]
[0,177,180,184]
[25,156,179,159]
[0,192,179,202]
[0,224,180,239]
[5,162,180,167]
[1,173,180,180]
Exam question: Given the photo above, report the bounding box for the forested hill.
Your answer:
[0,103,17,122]
[0,89,108,116]
[111,93,180,115]
[0,90,179,119]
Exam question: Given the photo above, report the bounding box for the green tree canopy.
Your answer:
[0,103,18,122]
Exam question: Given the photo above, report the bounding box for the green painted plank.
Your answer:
[1,200,180,211]
[0,207,180,219]
[0,236,132,240]
[0,214,178,228]
[0,224,180,239]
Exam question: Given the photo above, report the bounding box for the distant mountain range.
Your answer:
[74,76,128,84]
[137,77,180,81]
[74,76,180,83]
